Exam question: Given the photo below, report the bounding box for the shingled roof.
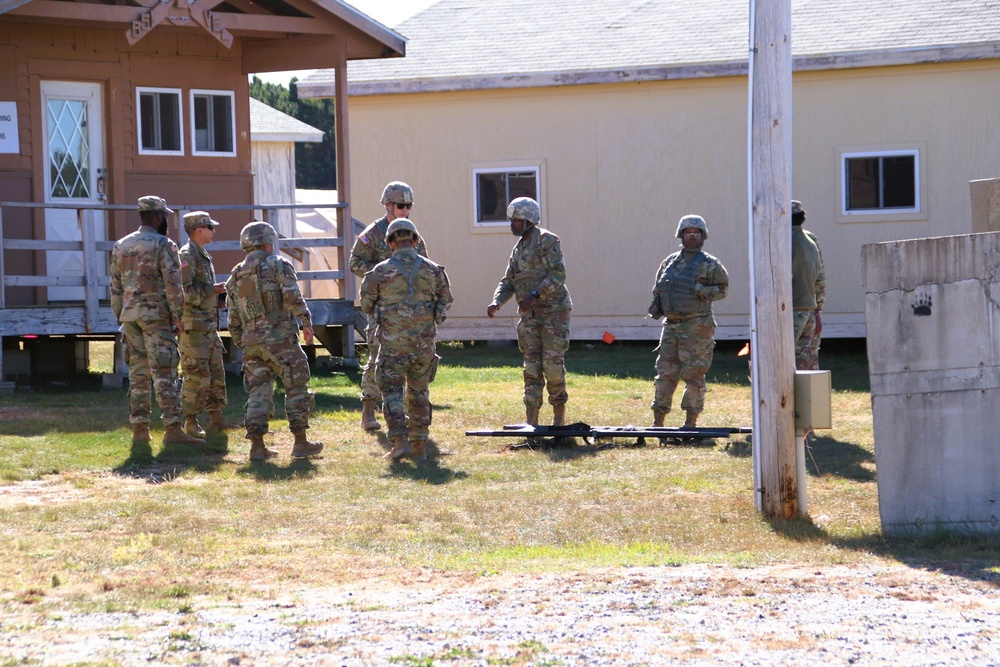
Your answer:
[249,99,324,143]
[298,0,1000,96]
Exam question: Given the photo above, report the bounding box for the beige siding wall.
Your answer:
[347,59,1000,340]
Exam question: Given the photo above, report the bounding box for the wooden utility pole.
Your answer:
[748,0,799,518]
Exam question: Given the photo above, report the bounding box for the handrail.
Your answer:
[0,201,354,332]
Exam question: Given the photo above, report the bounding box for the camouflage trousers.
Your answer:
[652,313,716,414]
[375,342,438,441]
[179,329,227,417]
[360,321,381,401]
[241,341,313,436]
[793,309,817,370]
[122,320,182,426]
[517,309,571,408]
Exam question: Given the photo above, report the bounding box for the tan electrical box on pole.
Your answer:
[794,370,832,431]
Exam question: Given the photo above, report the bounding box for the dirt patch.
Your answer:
[1,563,998,665]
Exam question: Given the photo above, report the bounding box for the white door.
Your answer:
[42,81,107,302]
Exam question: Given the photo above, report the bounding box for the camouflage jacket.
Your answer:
[792,226,825,310]
[491,226,572,314]
[350,215,428,278]
[110,226,183,324]
[358,247,453,350]
[179,240,219,332]
[650,248,729,319]
[225,249,312,348]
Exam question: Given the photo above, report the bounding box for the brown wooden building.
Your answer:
[0,0,404,382]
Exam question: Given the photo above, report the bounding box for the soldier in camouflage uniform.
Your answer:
[350,181,428,432]
[178,211,240,437]
[791,200,826,370]
[359,219,453,461]
[487,197,572,427]
[648,215,729,429]
[110,196,205,447]
[225,221,323,461]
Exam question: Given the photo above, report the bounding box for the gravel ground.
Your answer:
[2,563,998,666]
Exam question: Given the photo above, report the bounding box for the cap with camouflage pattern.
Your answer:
[240,221,278,250]
[183,211,220,231]
[792,200,804,215]
[137,195,173,214]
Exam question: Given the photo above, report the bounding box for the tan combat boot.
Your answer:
[384,434,411,461]
[552,405,566,427]
[207,411,241,431]
[291,431,324,458]
[683,410,699,429]
[184,416,206,438]
[131,422,150,443]
[361,399,381,431]
[525,406,540,426]
[652,409,667,427]
[410,439,427,462]
[163,423,206,446]
[248,433,277,461]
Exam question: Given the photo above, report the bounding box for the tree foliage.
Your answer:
[249,76,337,189]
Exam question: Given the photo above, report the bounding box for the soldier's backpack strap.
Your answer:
[389,255,424,296]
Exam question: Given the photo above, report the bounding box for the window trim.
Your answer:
[136,86,184,156]
[190,88,236,157]
[471,161,543,231]
[840,147,923,220]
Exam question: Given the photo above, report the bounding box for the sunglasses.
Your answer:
[394,202,413,210]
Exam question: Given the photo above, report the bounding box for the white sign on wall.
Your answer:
[0,102,19,154]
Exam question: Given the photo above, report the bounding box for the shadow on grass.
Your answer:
[721,434,875,483]
[381,439,469,484]
[238,456,321,480]
[764,506,1000,587]
[112,432,230,480]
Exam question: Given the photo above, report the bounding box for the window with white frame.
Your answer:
[137,87,183,155]
[473,166,540,226]
[842,149,919,214]
[191,89,235,156]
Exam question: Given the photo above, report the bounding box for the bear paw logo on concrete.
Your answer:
[911,294,932,316]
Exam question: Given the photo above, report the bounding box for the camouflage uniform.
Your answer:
[226,246,314,437]
[491,225,572,410]
[178,214,228,421]
[649,216,729,420]
[358,243,452,443]
[110,200,184,428]
[792,206,825,370]
[804,229,825,370]
[350,216,428,402]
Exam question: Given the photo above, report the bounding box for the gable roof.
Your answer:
[298,0,1000,97]
[2,0,406,68]
[249,99,324,143]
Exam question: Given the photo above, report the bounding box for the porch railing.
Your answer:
[0,201,356,335]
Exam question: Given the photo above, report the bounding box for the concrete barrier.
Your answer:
[863,232,1000,536]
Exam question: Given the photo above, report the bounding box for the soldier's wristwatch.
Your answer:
[531,290,539,298]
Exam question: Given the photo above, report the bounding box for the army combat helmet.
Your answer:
[380,181,414,206]
[240,221,278,250]
[675,214,709,240]
[386,218,420,244]
[506,197,541,226]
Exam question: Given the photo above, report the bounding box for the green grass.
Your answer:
[0,339,996,614]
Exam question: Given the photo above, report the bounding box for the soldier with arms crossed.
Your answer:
[178,211,240,437]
